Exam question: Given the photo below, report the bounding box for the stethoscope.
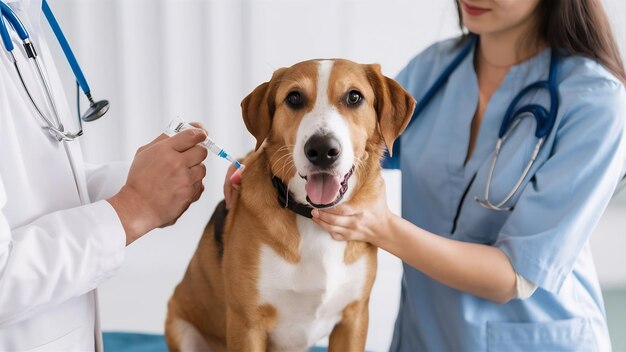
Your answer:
[1,0,110,205]
[411,34,559,211]
[0,0,109,142]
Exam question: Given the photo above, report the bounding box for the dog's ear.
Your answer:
[241,68,287,150]
[366,64,416,156]
[241,82,272,151]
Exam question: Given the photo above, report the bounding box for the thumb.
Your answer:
[168,128,208,152]
[230,167,244,189]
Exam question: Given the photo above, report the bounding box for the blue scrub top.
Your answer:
[386,37,626,351]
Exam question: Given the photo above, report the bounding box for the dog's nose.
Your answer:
[304,134,342,168]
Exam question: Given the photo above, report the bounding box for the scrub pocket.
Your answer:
[486,318,595,352]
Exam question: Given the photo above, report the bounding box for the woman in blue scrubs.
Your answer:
[312,0,626,350]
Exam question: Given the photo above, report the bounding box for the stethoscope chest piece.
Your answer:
[81,95,109,122]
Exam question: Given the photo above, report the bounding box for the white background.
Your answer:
[43,0,626,350]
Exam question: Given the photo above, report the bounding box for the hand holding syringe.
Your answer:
[165,118,244,169]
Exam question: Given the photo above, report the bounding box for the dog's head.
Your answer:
[241,59,415,208]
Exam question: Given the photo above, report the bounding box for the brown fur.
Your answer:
[166,59,415,351]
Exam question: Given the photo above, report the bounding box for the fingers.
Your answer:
[224,163,243,209]
[312,216,349,241]
[189,121,207,134]
[120,128,211,240]
[191,181,205,203]
[159,180,204,230]
[318,204,355,216]
[182,144,209,167]
[230,167,243,188]
[190,163,207,183]
[312,208,352,240]
[151,133,169,145]
[168,128,208,152]
[311,206,365,241]
[312,208,356,228]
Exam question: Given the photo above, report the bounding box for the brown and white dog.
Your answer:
[165,59,415,352]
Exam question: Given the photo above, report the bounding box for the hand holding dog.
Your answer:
[227,165,395,244]
[312,181,395,245]
[224,162,243,209]
[108,126,208,245]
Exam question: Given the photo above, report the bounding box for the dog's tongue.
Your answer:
[305,173,342,205]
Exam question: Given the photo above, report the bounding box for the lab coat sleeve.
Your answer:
[494,82,626,294]
[0,175,126,326]
[84,161,131,202]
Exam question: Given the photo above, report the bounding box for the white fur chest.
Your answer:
[258,216,367,351]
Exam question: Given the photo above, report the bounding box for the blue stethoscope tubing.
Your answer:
[0,0,107,203]
[0,0,108,140]
[41,0,90,102]
[0,1,87,90]
[478,37,560,210]
[409,34,561,211]
[397,33,625,209]
[413,35,560,140]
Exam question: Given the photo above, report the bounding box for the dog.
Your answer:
[165,58,415,352]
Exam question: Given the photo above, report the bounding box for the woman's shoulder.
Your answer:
[558,55,625,98]
[557,55,626,131]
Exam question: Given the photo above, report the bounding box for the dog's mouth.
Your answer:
[299,166,355,208]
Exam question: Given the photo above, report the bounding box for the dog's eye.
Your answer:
[285,91,305,109]
[346,90,363,106]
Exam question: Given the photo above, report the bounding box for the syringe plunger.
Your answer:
[165,118,243,169]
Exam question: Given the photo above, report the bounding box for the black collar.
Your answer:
[271,176,314,219]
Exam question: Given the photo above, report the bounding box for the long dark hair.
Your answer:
[455,0,626,84]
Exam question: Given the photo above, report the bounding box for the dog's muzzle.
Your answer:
[301,166,355,208]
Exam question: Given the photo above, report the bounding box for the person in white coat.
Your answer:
[0,0,208,350]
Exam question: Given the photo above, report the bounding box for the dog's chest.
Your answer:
[258,217,367,351]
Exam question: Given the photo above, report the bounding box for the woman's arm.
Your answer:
[311,186,517,304]
[379,212,516,303]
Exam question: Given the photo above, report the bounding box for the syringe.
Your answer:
[165,118,243,169]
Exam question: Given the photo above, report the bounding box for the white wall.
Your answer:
[43,0,626,351]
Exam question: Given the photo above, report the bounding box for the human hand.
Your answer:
[224,163,243,210]
[311,180,394,245]
[108,126,209,245]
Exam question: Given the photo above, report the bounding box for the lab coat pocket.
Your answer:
[25,327,82,352]
[486,318,595,352]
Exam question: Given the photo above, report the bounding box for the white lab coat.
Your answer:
[0,0,128,350]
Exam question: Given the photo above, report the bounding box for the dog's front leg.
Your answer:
[226,308,268,352]
[328,300,369,352]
